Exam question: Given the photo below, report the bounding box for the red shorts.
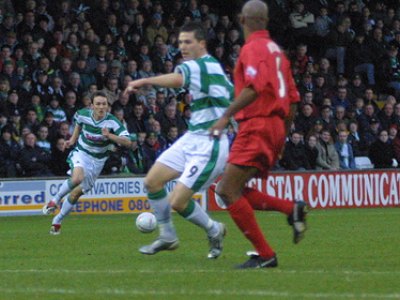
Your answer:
[228,116,286,177]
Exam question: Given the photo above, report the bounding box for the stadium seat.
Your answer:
[355,156,374,169]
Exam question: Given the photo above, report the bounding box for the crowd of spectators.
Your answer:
[2,0,400,178]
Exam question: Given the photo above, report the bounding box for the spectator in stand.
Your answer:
[101,76,121,105]
[369,129,398,169]
[362,117,381,149]
[335,129,356,169]
[280,131,310,171]
[23,108,41,134]
[36,124,51,154]
[40,111,58,144]
[305,133,318,170]
[379,45,400,97]
[294,103,316,137]
[121,133,149,174]
[319,104,335,133]
[63,90,78,123]
[289,1,315,45]
[378,103,395,130]
[324,19,353,75]
[347,31,376,86]
[19,132,53,177]
[156,103,186,136]
[291,43,312,75]
[348,73,366,100]
[0,125,20,177]
[46,96,67,124]
[333,105,349,127]
[165,125,179,149]
[348,120,368,157]
[332,86,351,109]
[357,103,376,131]
[142,131,162,167]
[145,13,168,47]
[316,129,340,170]
[389,124,398,142]
[318,57,336,88]
[129,102,147,134]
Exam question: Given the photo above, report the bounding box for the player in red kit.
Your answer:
[210,0,308,269]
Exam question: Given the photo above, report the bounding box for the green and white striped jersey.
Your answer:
[176,54,234,134]
[73,108,129,159]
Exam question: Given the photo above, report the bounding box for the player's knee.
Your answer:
[216,183,234,204]
[170,198,185,212]
[144,176,161,194]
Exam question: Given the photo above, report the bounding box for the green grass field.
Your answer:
[0,208,399,300]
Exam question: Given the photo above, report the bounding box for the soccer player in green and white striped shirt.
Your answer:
[125,22,233,259]
[42,91,131,235]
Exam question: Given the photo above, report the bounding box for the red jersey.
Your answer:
[234,30,299,122]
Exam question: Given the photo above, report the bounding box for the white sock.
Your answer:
[53,179,76,205]
[148,188,177,241]
[52,196,74,225]
[183,201,219,237]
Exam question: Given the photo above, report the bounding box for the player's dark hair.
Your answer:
[91,91,108,102]
[180,21,206,42]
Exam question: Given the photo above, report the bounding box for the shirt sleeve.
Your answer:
[175,62,191,89]
[73,110,82,126]
[240,46,268,95]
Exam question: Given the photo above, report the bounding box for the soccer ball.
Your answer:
[136,212,157,233]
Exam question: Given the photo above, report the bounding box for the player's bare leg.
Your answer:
[217,163,277,268]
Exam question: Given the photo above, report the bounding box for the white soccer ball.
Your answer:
[136,212,157,233]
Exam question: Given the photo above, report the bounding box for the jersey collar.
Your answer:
[246,30,270,44]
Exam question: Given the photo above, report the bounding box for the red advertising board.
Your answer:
[208,170,400,210]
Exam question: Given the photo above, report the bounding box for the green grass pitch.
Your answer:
[0,208,399,300]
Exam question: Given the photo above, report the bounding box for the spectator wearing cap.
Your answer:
[280,131,310,171]
[0,125,21,177]
[348,73,366,100]
[145,13,168,47]
[369,129,398,169]
[362,117,381,149]
[5,89,23,117]
[335,129,356,169]
[18,132,53,177]
[34,69,53,104]
[347,31,375,86]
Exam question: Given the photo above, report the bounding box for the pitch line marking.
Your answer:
[1,268,399,276]
[0,287,399,299]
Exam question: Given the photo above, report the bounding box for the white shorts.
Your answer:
[67,149,107,194]
[157,132,229,192]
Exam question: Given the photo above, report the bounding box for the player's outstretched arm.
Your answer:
[209,87,258,138]
[124,73,183,95]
